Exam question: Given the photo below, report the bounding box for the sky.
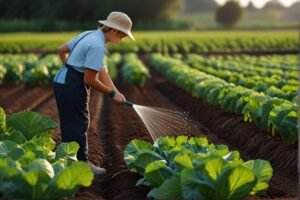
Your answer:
[214,0,300,8]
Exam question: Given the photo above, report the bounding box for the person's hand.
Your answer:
[112,92,126,104]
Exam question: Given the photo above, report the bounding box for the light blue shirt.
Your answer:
[54,29,107,84]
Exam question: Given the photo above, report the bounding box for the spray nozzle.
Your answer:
[125,100,134,107]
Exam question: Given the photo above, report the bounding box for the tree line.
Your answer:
[0,0,182,22]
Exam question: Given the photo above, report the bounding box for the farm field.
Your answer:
[0,31,298,200]
[0,77,297,199]
[0,31,297,54]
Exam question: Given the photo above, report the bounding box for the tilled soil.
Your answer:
[0,79,297,200]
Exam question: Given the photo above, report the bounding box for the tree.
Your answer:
[112,0,183,21]
[246,1,256,12]
[215,0,243,27]
[263,0,284,10]
[0,0,63,20]
[0,0,183,22]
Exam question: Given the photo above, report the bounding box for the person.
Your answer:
[53,11,135,176]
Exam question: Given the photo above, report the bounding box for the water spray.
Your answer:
[123,100,198,141]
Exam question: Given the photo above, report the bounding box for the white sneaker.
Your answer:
[88,162,107,176]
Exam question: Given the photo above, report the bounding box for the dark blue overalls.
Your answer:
[53,32,92,161]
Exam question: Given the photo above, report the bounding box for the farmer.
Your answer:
[53,11,135,176]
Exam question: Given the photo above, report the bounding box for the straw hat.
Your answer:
[98,11,135,41]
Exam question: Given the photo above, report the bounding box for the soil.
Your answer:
[0,73,297,200]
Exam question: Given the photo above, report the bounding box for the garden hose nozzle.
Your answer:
[125,100,134,107]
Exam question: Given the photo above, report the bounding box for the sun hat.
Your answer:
[98,11,135,41]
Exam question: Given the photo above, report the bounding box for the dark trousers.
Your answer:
[53,64,90,161]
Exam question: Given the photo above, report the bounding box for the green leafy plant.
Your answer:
[0,107,94,199]
[124,136,273,200]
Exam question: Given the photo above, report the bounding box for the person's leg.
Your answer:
[53,82,89,161]
[54,67,106,175]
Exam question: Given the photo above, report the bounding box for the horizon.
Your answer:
[214,0,300,9]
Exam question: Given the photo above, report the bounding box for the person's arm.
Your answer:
[84,68,125,104]
[57,43,70,64]
[98,67,119,93]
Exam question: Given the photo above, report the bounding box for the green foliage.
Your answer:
[150,54,298,143]
[215,1,244,27]
[268,103,298,143]
[0,64,6,84]
[124,139,155,172]
[7,110,57,140]
[0,31,297,54]
[121,53,150,86]
[124,136,273,200]
[0,107,94,199]
[0,0,182,23]
[243,160,273,194]
[147,174,181,200]
[0,54,61,85]
[183,54,298,101]
[105,53,122,81]
[252,98,285,129]
[55,142,80,161]
[4,62,25,83]
[0,107,5,133]
[24,64,49,84]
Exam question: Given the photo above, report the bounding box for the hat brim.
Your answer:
[98,20,135,41]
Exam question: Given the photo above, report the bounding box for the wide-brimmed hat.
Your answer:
[98,11,135,41]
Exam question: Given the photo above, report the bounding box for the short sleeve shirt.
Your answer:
[54,29,107,84]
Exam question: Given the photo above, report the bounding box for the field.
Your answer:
[0,31,298,200]
[0,31,297,54]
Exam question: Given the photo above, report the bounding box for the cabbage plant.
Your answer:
[0,107,94,200]
[124,136,273,200]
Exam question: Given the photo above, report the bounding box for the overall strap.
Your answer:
[66,31,94,65]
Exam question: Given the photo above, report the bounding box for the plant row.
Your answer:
[0,33,297,54]
[194,54,298,78]
[0,107,94,199]
[149,54,298,144]
[183,54,297,101]
[124,136,273,200]
[0,54,122,85]
[219,54,298,71]
[121,53,150,86]
[0,54,60,84]
[104,53,122,81]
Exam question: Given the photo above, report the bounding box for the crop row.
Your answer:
[0,107,93,199]
[124,136,273,200]
[121,53,150,86]
[0,33,297,54]
[0,54,122,85]
[149,54,298,144]
[218,54,298,71]
[183,54,297,101]
[0,54,60,84]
